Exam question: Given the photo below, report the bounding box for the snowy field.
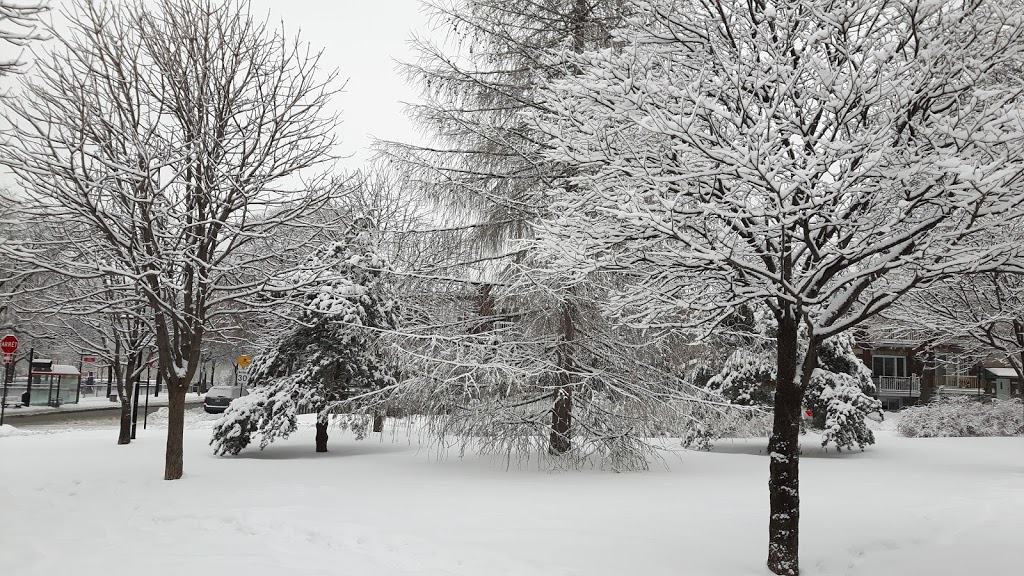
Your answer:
[1,414,1020,576]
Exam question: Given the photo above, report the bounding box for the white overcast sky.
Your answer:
[245,0,436,168]
[4,0,437,173]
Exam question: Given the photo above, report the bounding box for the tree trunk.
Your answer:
[549,302,576,455]
[372,413,384,433]
[315,420,329,452]
[117,398,132,445]
[545,2,590,457]
[767,313,803,575]
[163,387,186,480]
[549,387,572,454]
[1018,350,1024,423]
[919,351,936,404]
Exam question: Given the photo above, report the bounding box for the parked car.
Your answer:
[204,386,247,414]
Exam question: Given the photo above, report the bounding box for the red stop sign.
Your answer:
[1,335,19,354]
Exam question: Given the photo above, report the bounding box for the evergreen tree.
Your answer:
[211,222,400,455]
[706,349,776,407]
[706,310,881,451]
[807,334,881,451]
[382,0,645,460]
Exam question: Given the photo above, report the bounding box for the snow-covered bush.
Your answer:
[897,398,1024,438]
[680,406,774,449]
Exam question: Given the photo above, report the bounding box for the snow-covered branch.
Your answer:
[0,1,48,76]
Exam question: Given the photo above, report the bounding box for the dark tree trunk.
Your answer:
[549,302,576,455]
[767,312,804,575]
[549,387,572,454]
[117,396,132,445]
[163,387,186,480]
[372,413,384,433]
[545,0,592,459]
[315,420,329,452]
[919,351,936,404]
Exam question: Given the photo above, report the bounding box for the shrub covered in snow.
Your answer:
[897,397,1024,438]
[680,406,774,449]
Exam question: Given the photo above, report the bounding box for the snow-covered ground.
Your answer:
[0,414,1020,576]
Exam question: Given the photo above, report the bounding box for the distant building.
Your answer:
[854,328,1020,409]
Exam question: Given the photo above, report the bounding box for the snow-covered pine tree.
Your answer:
[706,348,776,407]
[807,334,881,451]
[394,260,706,471]
[211,221,400,455]
[706,312,881,451]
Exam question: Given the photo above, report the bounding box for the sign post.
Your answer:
[0,335,19,427]
[25,347,33,406]
[143,355,154,429]
[237,355,252,395]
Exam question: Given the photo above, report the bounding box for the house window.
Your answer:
[872,355,906,378]
[937,354,969,376]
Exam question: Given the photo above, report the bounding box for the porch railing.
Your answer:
[941,375,978,388]
[869,328,928,345]
[874,375,921,397]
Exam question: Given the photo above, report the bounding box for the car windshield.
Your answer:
[207,387,239,397]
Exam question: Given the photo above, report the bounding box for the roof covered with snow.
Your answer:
[32,364,81,376]
[984,367,1019,378]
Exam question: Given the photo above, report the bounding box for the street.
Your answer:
[2,402,206,431]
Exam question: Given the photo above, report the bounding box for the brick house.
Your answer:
[852,329,1018,410]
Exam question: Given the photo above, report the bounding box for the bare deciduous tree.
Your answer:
[535,0,1024,572]
[0,0,342,480]
[49,277,153,444]
[890,268,1024,401]
[0,0,47,76]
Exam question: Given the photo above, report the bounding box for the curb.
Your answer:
[1,397,206,420]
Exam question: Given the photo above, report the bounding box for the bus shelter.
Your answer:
[31,361,83,407]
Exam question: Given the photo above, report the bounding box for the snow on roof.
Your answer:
[985,367,1019,378]
[33,364,81,376]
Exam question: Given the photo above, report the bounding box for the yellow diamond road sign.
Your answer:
[238,355,252,369]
